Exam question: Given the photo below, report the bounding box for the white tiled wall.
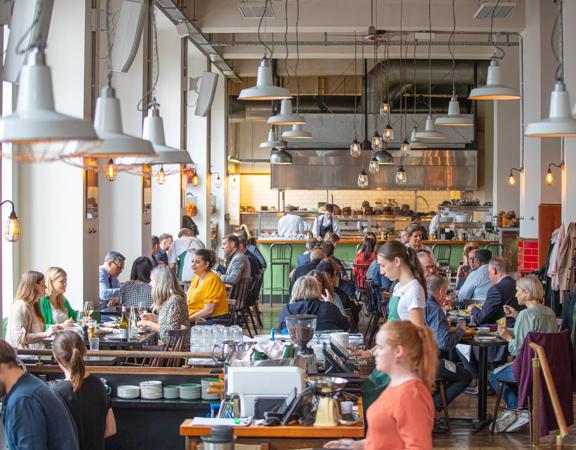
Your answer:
[240,174,462,212]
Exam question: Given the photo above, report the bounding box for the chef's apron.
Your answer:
[361,294,400,410]
[318,217,334,238]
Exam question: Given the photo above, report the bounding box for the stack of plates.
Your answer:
[117,385,140,399]
[163,385,180,399]
[201,378,221,400]
[179,383,201,400]
[139,381,163,400]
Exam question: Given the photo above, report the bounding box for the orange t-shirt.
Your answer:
[364,379,434,450]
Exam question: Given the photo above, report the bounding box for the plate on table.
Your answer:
[474,335,498,342]
[338,413,361,426]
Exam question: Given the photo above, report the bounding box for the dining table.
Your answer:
[43,329,158,350]
[456,334,509,431]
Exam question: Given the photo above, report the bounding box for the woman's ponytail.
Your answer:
[416,326,438,393]
[405,247,427,298]
[52,331,87,392]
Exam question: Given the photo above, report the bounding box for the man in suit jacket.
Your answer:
[471,257,520,326]
[220,234,250,286]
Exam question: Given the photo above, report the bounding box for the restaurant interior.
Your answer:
[1,0,576,449]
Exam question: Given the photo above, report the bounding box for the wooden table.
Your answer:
[180,402,365,450]
[43,331,157,350]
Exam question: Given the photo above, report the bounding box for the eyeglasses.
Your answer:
[424,265,436,271]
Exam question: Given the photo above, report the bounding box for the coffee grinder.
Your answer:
[285,314,317,373]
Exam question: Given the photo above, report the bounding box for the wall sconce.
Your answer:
[545,162,564,186]
[156,166,167,185]
[508,167,523,187]
[1,200,20,242]
[105,159,117,182]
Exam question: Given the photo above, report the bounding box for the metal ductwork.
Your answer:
[271,149,477,190]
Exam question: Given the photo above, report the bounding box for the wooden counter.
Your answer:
[180,400,365,450]
[257,239,498,245]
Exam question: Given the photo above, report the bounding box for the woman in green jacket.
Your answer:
[39,267,77,327]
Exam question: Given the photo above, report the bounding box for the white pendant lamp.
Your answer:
[83,84,156,162]
[409,127,428,148]
[435,95,473,126]
[414,116,445,140]
[0,48,99,162]
[142,102,192,175]
[260,127,284,148]
[282,124,312,139]
[526,81,576,137]
[468,58,520,101]
[270,148,293,164]
[267,99,305,125]
[238,57,292,101]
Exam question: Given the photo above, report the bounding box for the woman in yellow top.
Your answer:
[187,249,228,322]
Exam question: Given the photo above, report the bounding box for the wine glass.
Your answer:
[138,301,147,317]
[82,302,94,324]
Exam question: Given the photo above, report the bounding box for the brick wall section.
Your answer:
[240,174,462,211]
[518,239,539,274]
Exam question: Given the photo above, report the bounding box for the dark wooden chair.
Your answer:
[247,272,264,330]
[363,279,382,348]
[435,378,451,433]
[146,329,189,368]
[228,279,257,338]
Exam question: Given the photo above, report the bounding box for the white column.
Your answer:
[98,0,146,279]
[519,0,561,239]
[151,7,182,237]
[15,0,88,309]
[186,44,211,246]
[562,0,576,223]
[492,47,521,215]
[210,64,227,251]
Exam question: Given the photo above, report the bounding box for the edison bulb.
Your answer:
[357,170,369,188]
[215,174,222,188]
[508,172,516,186]
[385,123,394,143]
[105,159,116,182]
[395,166,407,185]
[368,157,379,175]
[371,132,382,150]
[545,169,554,186]
[156,166,166,185]
[4,213,20,242]
[401,139,410,154]
[380,102,390,116]
[350,138,362,158]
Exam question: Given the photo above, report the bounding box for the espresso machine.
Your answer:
[285,314,318,373]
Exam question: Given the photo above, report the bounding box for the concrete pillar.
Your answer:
[150,7,183,237]
[210,65,228,254]
[15,0,89,309]
[186,44,211,246]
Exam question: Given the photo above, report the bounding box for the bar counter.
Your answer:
[256,239,498,301]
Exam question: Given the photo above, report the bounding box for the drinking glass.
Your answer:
[89,337,100,351]
[190,326,201,352]
[230,325,243,343]
[198,326,212,352]
[81,302,94,325]
[211,325,225,347]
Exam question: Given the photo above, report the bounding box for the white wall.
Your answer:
[16,0,88,309]
[151,7,182,237]
[563,0,576,224]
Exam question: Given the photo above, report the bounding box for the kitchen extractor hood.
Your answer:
[271,149,477,190]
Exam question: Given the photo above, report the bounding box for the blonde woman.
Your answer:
[325,321,438,450]
[6,271,59,349]
[138,265,190,349]
[39,267,77,327]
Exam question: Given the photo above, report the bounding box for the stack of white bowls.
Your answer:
[117,385,140,399]
[201,378,221,400]
[163,385,180,399]
[179,383,201,400]
[139,381,163,399]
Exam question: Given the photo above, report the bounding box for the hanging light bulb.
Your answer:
[350,138,362,158]
[357,170,369,188]
[0,200,20,242]
[371,131,383,150]
[105,159,117,181]
[401,139,410,154]
[545,168,554,186]
[192,170,200,186]
[380,102,390,116]
[395,165,407,185]
[368,157,379,174]
[384,122,394,143]
[156,166,166,185]
[508,171,516,186]
[215,174,222,188]
[468,57,520,101]
[238,56,292,101]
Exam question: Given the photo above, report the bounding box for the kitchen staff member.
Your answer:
[277,206,306,237]
[429,207,453,237]
[312,204,340,239]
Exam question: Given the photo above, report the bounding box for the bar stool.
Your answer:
[269,243,293,305]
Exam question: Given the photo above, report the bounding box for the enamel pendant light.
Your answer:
[468,58,520,101]
[435,94,473,126]
[282,124,312,139]
[409,126,427,148]
[414,116,445,140]
[374,148,393,165]
[527,81,576,136]
[260,127,284,148]
[267,99,305,125]
[239,57,292,101]
[0,48,100,162]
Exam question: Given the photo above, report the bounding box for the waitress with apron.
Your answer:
[362,241,427,408]
[312,204,340,239]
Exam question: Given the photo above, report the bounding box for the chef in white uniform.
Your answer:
[277,206,306,237]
